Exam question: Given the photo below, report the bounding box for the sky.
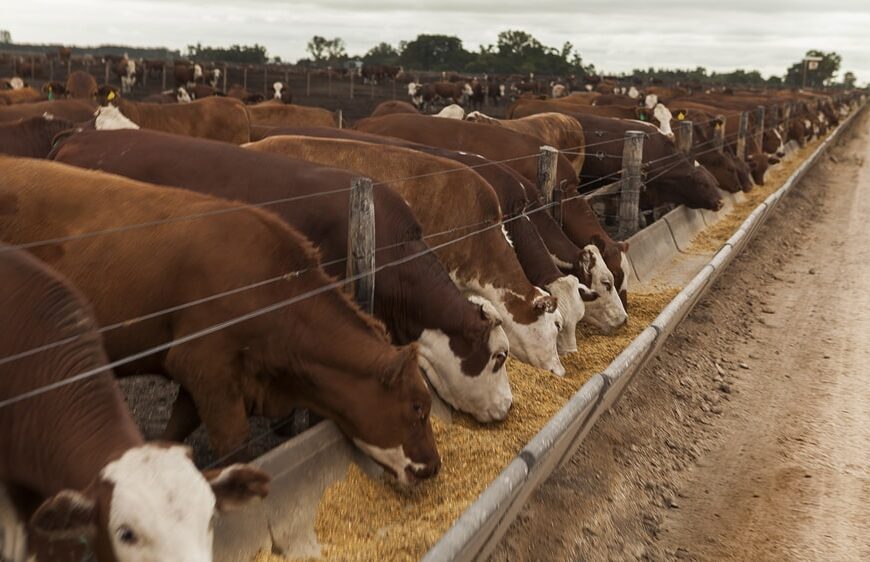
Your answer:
[4,0,868,83]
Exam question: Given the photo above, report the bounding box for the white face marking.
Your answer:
[193,64,203,79]
[581,245,628,332]
[550,252,574,271]
[454,276,565,376]
[619,251,630,295]
[628,86,639,99]
[585,84,593,92]
[272,81,284,99]
[499,84,506,96]
[435,104,465,119]
[0,484,27,562]
[176,87,191,103]
[501,224,514,248]
[546,276,585,354]
[9,77,24,90]
[101,445,216,562]
[407,82,419,96]
[694,160,702,167]
[352,440,425,485]
[94,105,140,130]
[645,93,658,109]
[417,308,511,423]
[653,103,674,137]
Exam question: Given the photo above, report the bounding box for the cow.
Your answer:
[464,111,586,176]
[142,87,193,104]
[1,155,442,482]
[188,83,219,100]
[409,81,472,112]
[111,55,137,94]
[510,97,676,139]
[142,58,166,79]
[0,87,43,105]
[0,244,270,562]
[468,78,485,111]
[246,135,571,371]
[49,129,514,423]
[371,100,420,117]
[226,84,265,104]
[679,115,754,192]
[361,64,402,84]
[174,61,203,87]
[95,96,250,143]
[247,102,337,128]
[0,77,26,90]
[202,67,222,89]
[551,83,568,98]
[0,115,74,158]
[0,99,97,124]
[65,70,98,100]
[271,81,293,103]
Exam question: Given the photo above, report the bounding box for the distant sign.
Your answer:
[807,61,820,70]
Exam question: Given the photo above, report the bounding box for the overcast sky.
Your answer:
[5,0,868,82]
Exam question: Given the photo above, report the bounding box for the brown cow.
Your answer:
[246,135,569,373]
[0,244,269,562]
[464,111,586,176]
[409,81,472,111]
[247,102,337,128]
[50,129,513,423]
[0,115,74,158]
[226,84,265,104]
[0,99,97,124]
[65,70,98,100]
[0,87,43,105]
[0,155,441,482]
[95,96,250,144]
[371,100,420,117]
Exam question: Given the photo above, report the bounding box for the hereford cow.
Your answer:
[510,97,676,139]
[371,100,420,117]
[96,96,250,143]
[0,115,74,158]
[227,84,265,104]
[142,87,193,104]
[65,70,98,100]
[247,102,337,128]
[246,136,571,371]
[409,81,472,111]
[0,99,97,124]
[1,155,441,481]
[111,55,137,93]
[271,81,293,103]
[0,87,43,105]
[50,129,514,423]
[174,61,203,87]
[0,244,269,562]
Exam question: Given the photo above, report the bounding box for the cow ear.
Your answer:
[381,344,418,387]
[204,464,271,512]
[533,294,558,314]
[478,302,502,328]
[30,490,97,540]
[579,284,599,302]
[617,241,629,253]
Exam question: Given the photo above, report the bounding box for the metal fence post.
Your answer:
[67,59,72,77]
[537,146,560,220]
[243,67,248,89]
[370,78,375,100]
[161,63,167,90]
[48,59,54,82]
[350,70,355,99]
[104,59,110,85]
[347,177,376,314]
[328,67,332,97]
[618,131,644,239]
[714,114,726,154]
[30,56,36,81]
[263,64,268,96]
[755,105,765,149]
[676,120,693,155]
[223,64,228,92]
[736,112,749,161]
[306,71,311,96]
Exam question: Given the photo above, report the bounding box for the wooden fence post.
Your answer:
[370,78,375,100]
[306,71,311,96]
[392,78,396,100]
[49,59,54,82]
[243,67,248,89]
[676,120,693,155]
[618,131,644,239]
[161,63,167,90]
[537,145,560,221]
[263,64,268,96]
[104,59,110,85]
[755,105,765,149]
[328,67,332,97]
[67,59,72,77]
[350,70,355,99]
[30,56,36,81]
[736,112,749,161]
[223,64,228,92]
[347,177,376,314]
[714,114,726,154]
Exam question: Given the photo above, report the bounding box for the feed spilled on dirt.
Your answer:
[252,291,677,562]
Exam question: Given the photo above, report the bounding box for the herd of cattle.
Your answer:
[0,62,862,561]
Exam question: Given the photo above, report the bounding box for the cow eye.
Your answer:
[412,401,425,419]
[602,281,613,292]
[117,525,137,545]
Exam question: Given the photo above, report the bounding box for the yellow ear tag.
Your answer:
[107,91,116,101]
[677,112,685,120]
[714,122,722,129]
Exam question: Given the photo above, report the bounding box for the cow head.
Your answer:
[346,345,441,485]
[653,155,724,211]
[545,275,586,354]
[417,295,512,422]
[576,243,628,332]
[94,105,140,130]
[745,150,771,185]
[699,149,744,193]
[499,287,565,376]
[29,445,268,562]
[763,127,785,157]
[95,85,121,106]
[175,87,192,103]
[42,81,67,99]
[652,103,674,138]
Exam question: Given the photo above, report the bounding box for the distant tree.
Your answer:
[399,34,471,71]
[363,42,399,65]
[785,50,842,87]
[843,71,857,88]
[305,36,346,65]
[272,55,282,63]
[186,42,267,63]
[0,30,10,44]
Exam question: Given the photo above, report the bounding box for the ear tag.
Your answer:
[677,112,685,120]
[107,91,116,101]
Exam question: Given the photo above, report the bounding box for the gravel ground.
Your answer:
[490,108,870,561]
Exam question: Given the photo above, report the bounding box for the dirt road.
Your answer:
[491,109,870,562]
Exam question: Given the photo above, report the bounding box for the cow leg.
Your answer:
[165,345,250,461]
[162,387,201,442]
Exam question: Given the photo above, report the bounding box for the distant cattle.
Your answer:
[408,81,473,111]
[371,100,420,117]
[0,241,269,562]
[362,64,403,84]
[65,70,98,99]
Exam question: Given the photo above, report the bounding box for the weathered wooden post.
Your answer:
[263,64,268,96]
[222,64,228,92]
[67,59,72,77]
[618,131,644,239]
[48,59,54,82]
[676,120,693,155]
[537,145,560,221]
[328,67,332,97]
[338,109,343,129]
[755,105,765,149]
[161,63,167,90]
[714,114,726,154]
[284,69,289,89]
[370,78,375,100]
[243,66,248,89]
[736,112,749,161]
[392,78,396,100]
[30,56,36,81]
[350,69,355,99]
[347,177,376,314]
[104,59,110,85]
[552,186,564,227]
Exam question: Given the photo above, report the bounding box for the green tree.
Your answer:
[186,42,267,63]
[363,42,399,65]
[399,34,471,70]
[843,71,857,88]
[785,50,842,87]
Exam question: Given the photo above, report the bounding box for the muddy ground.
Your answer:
[490,109,870,561]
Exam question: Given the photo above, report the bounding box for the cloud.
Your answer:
[4,0,869,81]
